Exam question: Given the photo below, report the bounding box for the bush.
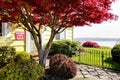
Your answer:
[82,41,100,48]
[0,46,16,68]
[15,51,30,61]
[111,44,120,63]
[49,40,80,57]
[0,60,45,80]
[49,54,77,79]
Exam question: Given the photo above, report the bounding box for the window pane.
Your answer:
[60,30,66,40]
[55,33,60,40]
[4,23,11,36]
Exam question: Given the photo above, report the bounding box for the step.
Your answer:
[32,57,39,61]
[30,51,39,57]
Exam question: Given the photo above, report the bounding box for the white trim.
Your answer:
[0,22,11,37]
[55,30,66,40]
[26,31,31,52]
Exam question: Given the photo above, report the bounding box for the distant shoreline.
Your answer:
[74,38,120,47]
[74,38,120,41]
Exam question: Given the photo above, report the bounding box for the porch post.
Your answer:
[26,31,31,52]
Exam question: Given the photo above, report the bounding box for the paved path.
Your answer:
[46,59,120,80]
[70,64,120,80]
[30,52,120,80]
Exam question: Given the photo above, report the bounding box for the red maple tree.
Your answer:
[0,0,117,66]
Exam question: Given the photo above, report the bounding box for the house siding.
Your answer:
[42,27,51,45]
[66,28,73,40]
[43,27,73,45]
[10,28,25,51]
[0,24,74,52]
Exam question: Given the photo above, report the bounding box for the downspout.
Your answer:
[72,27,74,41]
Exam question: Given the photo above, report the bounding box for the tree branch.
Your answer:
[18,4,41,51]
[57,27,67,34]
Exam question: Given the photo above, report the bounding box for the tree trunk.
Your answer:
[38,31,55,67]
[39,49,45,66]
[38,43,54,67]
[38,45,51,67]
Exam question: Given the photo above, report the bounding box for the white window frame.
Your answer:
[55,30,66,40]
[0,22,11,37]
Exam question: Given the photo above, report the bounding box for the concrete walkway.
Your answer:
[70,64,120,80]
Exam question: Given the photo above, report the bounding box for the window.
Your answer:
[60,30,66,40]
[55,30,66,40]
[55,33,60,40]
[0,22,11,37]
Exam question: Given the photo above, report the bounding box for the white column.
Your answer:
[26,31,31,52]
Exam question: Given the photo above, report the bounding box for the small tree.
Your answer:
[0,0,117,66]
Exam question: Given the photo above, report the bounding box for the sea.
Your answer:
[74,38,120,48]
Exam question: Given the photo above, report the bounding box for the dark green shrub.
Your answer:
[49,54,77,79]
[0,60,45,80]
[49,40,80,57]
[111,44,120,63]
[0,46,16,68]
[15,51,30,61]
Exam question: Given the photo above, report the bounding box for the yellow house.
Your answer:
[0,22,74,52]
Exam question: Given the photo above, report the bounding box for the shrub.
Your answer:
[49,54,77,79]
[0,60,45,80]
[49,40,80,57]
[15,51,30,61]
[111,44,120,63]
[82,41,100,48]
[0,46,16,68]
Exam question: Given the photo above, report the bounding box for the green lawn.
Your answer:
[72,47,120,70]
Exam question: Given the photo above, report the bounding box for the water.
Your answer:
[74,38,120,48]
[90,41,116,48]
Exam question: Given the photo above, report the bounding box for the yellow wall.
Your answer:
[0,25,73,52]
[43,27,51,44]
[43,27,73,44]
[10,27,25,51]
[66,28,73,40]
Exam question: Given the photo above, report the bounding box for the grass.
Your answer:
[72,47,120,70]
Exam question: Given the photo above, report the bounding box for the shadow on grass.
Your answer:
[104,57,120,71]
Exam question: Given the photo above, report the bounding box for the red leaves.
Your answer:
[0,0,118,28]
[50,54,77,79]
[82,41,101,48]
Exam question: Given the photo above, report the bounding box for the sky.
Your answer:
[74,0,120,38]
